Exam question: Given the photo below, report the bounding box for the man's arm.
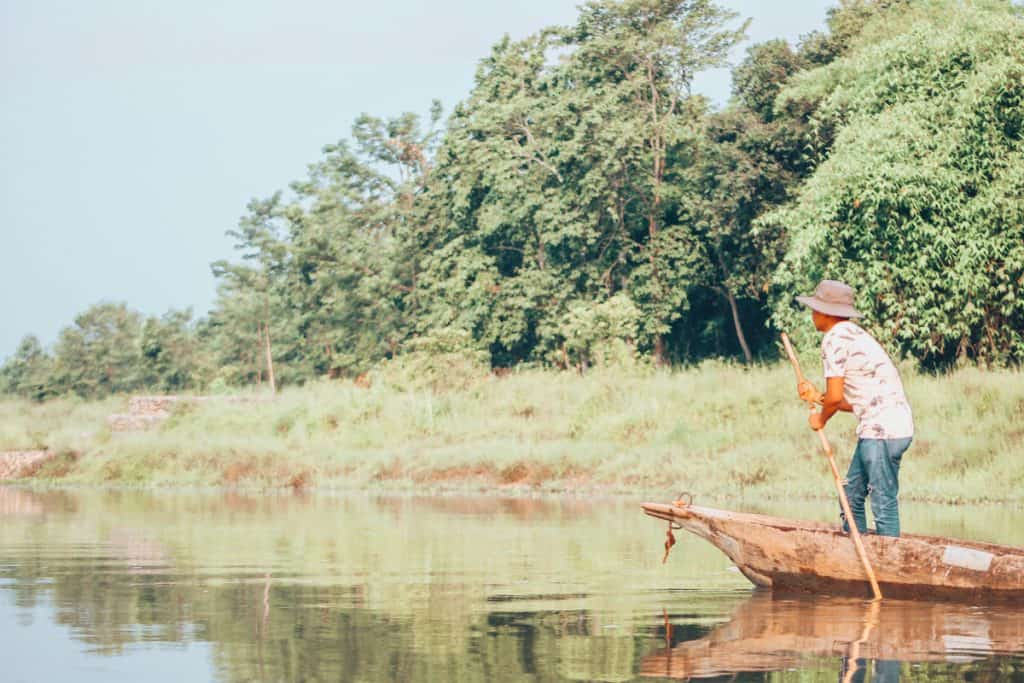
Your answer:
[810,376,852,430]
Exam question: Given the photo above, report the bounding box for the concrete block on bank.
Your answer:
[106,413,170,432]
[0,450,54,479]
[107,394,272,432]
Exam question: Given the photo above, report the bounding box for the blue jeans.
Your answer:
[840,437,912,537]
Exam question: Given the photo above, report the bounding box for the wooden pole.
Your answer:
[781,332,883,601]
[842,599,881,683]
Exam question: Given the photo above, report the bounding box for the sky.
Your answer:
[0,0,836,362]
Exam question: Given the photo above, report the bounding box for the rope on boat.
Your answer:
[661,492,690,564]
[663,607,672,648]
[662,523,676,563]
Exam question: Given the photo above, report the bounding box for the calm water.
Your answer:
[1,487,1021,682]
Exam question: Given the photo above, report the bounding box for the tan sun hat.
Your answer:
[795,280,864,319]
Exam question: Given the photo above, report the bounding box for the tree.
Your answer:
[418,0,747,366]
[48,303,144,398]
[415,31,583,367]
[552,0,748,364]
[682,39,817,362]
[0,335,55,401]
[766,0,1024,366]
[210,194,295,390]
[208,105,444,384]
[286,106,443,376]
[139,309,208,393]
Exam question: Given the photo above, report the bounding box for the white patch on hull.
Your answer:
[942,545,994,572]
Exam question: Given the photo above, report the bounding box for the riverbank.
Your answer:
[1,362,1022,504]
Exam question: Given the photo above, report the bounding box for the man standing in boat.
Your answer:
[795,280,914,538]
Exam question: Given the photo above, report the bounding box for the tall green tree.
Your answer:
[47,303,145,398]
[0,335,55,401]
[209,194,296,389]
[419,0,747,366]
[559,0,748,364]
[683,38,819,362]
[138,309,208,393]
[286,106,443,375]
[415,31,580,366]
[766,0,1024,366]
[208,106,443,382]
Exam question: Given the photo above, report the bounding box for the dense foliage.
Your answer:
[766,0,1024,367]
[4,0,1022,399]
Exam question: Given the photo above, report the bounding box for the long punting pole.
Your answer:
[781,332,883,601]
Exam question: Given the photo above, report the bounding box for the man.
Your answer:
[795,280,914,537]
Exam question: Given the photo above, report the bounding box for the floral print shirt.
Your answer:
[822,321,914,440]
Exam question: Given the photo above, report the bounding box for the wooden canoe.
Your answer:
[642,501,1024,601]
[640,592,1024,679]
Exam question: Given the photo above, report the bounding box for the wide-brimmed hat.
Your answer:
[795,280,864,319]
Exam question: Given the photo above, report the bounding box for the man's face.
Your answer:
[811,309,829,332]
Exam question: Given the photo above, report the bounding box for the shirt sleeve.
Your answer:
[822,333,849,378]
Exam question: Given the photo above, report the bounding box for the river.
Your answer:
[1,487,1021,681]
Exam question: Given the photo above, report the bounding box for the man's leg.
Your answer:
[842,440,869,534]
[872,659,902,682]
[863,437,912,537]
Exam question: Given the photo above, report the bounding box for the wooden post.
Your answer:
[781,332,882,601]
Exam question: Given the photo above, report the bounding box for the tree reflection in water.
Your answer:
[1,487,1022,682]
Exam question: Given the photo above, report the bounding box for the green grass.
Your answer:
[2,362,1022,504]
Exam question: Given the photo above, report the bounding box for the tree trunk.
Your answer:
[252,342,262,386]
[725,290,753,364]
[262,323,277,394]
[653,335,667,367]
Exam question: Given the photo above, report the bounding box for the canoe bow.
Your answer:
[642,501,1024,601]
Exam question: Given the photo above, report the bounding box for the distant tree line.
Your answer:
[3,0,1022,400]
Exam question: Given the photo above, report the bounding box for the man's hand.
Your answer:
[797,380,823,405]
[809,377,847,432]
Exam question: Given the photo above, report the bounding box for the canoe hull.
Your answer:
[643,502,1024,601]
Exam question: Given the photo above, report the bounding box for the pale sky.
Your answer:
[0,0,835,361]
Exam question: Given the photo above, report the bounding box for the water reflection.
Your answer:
[1,487,1022,682]
[643,593,1024,680]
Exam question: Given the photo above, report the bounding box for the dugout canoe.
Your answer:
[642,501,1024,601]
[640,593,1024,679]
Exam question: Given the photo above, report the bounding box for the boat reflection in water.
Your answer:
[641,593,1024,681]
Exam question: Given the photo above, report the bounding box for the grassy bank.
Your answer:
[2,362,1022,504]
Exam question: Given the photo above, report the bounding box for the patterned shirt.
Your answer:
[821,321,914,440]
